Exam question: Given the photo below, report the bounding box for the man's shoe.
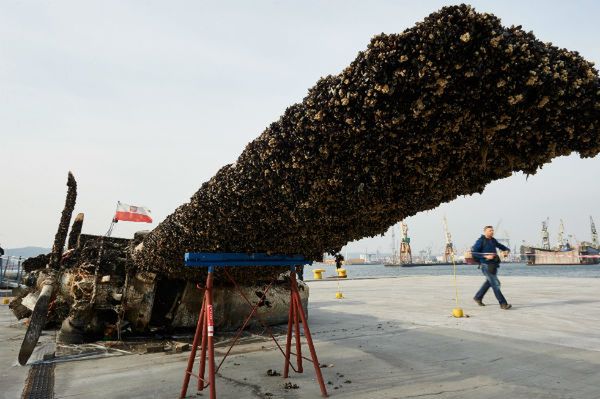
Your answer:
[500,303,512,310]
[473,298,485,306]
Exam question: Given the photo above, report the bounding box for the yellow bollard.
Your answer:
[313,268,325,280]
[2,298,10,305]
[336,268,347,278]
[452,307,464,318]
[335,276,344,299]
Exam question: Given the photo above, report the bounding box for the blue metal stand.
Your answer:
[179,252,328,399]
[184,252,309,269]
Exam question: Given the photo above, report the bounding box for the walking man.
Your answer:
[334,254,344,269]
[296,265,304,281]
[472,226,512,309]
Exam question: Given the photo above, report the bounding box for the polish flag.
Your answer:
[114,202,153,223]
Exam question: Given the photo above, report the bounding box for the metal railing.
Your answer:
[0,255,26,288]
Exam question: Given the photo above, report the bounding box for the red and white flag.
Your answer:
[114,202,153,223]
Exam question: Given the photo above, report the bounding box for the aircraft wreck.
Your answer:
[11,4,600,365]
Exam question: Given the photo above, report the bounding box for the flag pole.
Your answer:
[105,201,120,237]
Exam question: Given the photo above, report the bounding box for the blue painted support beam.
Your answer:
[184,252,312,272]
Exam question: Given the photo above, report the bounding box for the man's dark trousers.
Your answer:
[474,264,507,305]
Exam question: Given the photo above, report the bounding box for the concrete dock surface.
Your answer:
[2,275,599,398]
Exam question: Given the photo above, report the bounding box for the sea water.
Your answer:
[303,262,600,280]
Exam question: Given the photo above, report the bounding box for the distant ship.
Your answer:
[344,258,380,265]
[464,250,478,265]
[522,217,600,265]
[322,255,381,266]
[383,260,465,267]
[522,244,600,265]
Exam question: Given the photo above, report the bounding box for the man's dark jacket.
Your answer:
[471,235,509,265]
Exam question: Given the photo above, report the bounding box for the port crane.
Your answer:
[443,216,454,262]
[541,218,551,249]
[495,219,511,250]
[591,216,598,248]
[399,221,412,264]
[557,219,566,249]
[390,225,398,263]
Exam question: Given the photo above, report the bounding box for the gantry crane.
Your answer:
[399,221,412,264]
[443,216,454,262]
[390,225,398,263]
[557,219,565,249]
[591,216,598,248]
[541,218,550,250]
[493,218,510,250]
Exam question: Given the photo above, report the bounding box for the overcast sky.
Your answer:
[1,1,599,255]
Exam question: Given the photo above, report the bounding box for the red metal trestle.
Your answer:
[179,266,328,398]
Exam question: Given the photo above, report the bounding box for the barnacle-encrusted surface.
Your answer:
[49,172,77,270]
[67,213,84,250]
[136,5,600,281]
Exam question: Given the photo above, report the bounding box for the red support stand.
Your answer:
[180,271,215,399]
[284,268,328,397]
[179,265,328,399]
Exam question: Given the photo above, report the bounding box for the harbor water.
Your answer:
[304,262,600,280]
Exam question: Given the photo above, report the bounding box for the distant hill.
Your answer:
[3,247,51,258]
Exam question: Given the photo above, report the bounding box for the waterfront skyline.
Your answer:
[1,1,599,254]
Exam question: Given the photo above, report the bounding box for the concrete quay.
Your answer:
[1,275,599,398]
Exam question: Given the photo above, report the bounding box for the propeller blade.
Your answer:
[18,284,53,366]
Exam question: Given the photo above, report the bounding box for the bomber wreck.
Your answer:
[11,4,600,365]
[11,176,306,366]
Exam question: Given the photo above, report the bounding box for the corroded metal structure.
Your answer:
[136,5,600,281]
[11,4,600,364]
